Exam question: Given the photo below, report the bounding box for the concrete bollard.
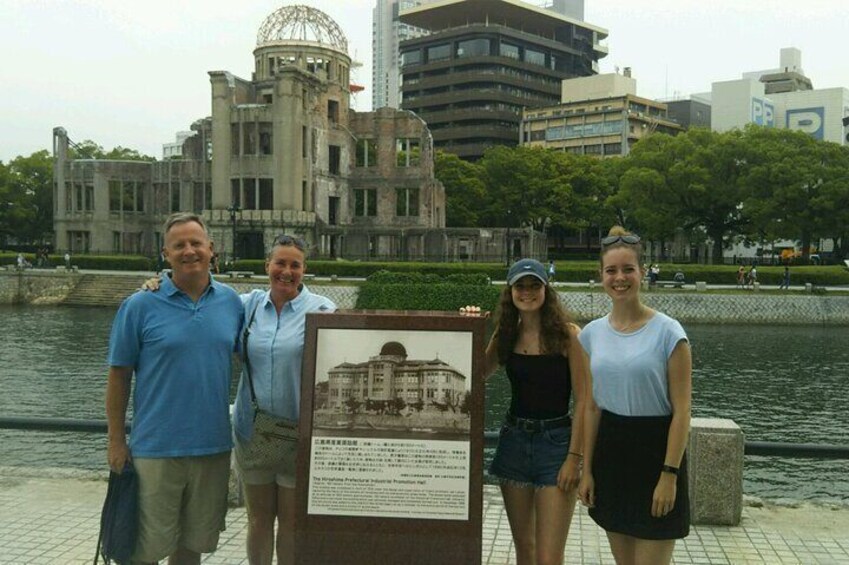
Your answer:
[688,418,744,526]
[805,283,813,293]
[695,281,707,292]
[753,282,760,292]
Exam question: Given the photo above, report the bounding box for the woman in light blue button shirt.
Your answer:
[232,235,336,565]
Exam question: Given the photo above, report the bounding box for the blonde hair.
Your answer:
[600,225,643,265]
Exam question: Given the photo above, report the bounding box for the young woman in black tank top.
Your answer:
[463,258,587,565]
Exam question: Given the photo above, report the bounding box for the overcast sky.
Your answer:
[1,0,847,162]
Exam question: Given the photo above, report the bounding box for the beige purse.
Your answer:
[238,302,299,471]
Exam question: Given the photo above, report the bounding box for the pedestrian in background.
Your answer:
[747,265,758,289]
[779,266,791,290]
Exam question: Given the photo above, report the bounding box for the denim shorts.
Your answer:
[489,420,572,488]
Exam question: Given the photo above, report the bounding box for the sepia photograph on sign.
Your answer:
[312,328,473,438]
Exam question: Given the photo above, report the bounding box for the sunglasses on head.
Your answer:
[273,234,306,251]
[601,234,641,246]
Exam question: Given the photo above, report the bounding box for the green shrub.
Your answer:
[366,270,442,284]
[446,273,492,285]
[653,264,849,286]
[355,283,501,311]
[0,252,154,271]
[365,270,491,286]
[357,269,498,311]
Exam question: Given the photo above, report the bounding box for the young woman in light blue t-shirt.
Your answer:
[577,227,693,565]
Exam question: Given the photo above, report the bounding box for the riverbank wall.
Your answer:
[0,269,80,305]
[1,270,847,324]
[562,290,849,325]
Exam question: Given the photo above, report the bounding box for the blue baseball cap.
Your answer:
[507,259,548,286]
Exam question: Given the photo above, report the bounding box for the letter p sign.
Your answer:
[787,107,825,140]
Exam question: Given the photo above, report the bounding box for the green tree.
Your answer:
[478,146,573,231]
[612,134,681,255]
[101,146,156,162]
[546,152,616,255]
[740,126,847,261]
[68,140,154,162]
[434,150,486,227]
[817,144,849,260]
[1,150,53,245]
[616,129,750,263]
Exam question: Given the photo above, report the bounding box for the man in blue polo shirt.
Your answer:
[106,212,243,564]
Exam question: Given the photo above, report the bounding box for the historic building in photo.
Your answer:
[398,0,608,160]
[325,341,466,411]
[52,5,446,260]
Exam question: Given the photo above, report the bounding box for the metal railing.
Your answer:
[2,416,848,460]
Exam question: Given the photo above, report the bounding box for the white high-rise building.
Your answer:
[372,0,430,110]
[549,0,584,20]
[711,48,848,145]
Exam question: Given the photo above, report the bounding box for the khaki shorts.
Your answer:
[132,452,230,563]
[233,433,297,488]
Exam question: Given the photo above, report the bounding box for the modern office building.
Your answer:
[520,72,683,156]
[372,0,432,110]
[398,0,608,159]
[666,95,712,130]
[711,48,849,145]
[371,0,584,111]
[53,5,447,259]
[741,47,813,95]
[549,0,584,20]
[162,131,197,160]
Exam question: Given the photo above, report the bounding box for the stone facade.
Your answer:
[52,5,449,262]
[325,341,466,411]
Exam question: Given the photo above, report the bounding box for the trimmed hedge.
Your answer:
[3,252,847,286]
[650,264,849,286]
[0,252,154,271]
[357,269,499,310]
[366,270,491,286]
[231,259,504,279]
[356,283,501,311]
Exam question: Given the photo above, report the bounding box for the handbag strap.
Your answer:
[242,299,262,412]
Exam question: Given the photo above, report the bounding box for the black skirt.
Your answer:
[589,410,689,540]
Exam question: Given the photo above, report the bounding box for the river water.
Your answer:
[1,306,847,503]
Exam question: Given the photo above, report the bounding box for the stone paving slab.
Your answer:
[1,471,848,564]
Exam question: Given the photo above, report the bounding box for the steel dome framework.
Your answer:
[257,4,348,53]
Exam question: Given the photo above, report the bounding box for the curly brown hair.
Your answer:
[493,283,573,364]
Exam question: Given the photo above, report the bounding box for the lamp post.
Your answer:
[227,203,240,263]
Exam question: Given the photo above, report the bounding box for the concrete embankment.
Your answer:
[1,270,847,325]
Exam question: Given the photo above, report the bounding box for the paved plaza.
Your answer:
[1,468,848,564]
